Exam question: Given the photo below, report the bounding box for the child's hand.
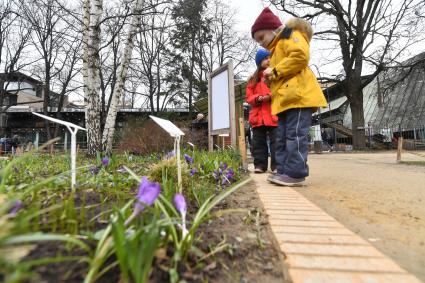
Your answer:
[263,67,273,79]
[257,96,263,103]
[262,95,271,102]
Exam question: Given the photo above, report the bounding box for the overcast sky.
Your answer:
[228,0,269,33]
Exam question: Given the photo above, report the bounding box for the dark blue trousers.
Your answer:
[275,108,312,178]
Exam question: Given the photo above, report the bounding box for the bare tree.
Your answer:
[20,1,83,138]
[130,0,172,113]
[51,31,83,138]
[18,0,76,141]
[0,0,33,122]
[203,0,256,80]
[98,3,128,133]
[268,0,425,148]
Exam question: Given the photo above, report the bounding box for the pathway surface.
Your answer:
[298,152,425,281]
[252,165,423,283]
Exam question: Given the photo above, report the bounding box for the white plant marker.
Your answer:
[64,132,68,151]
[34,132,39,149]
[187,142,195,157]
[187,142,195,149]
[149,115,185,193]
[32,112,87,190]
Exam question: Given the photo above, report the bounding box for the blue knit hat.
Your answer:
[255,48,271,66]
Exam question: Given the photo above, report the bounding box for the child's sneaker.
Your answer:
[267,174,305,187]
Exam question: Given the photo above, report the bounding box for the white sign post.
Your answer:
[32,112,86,190]
[149,115,185,193]
[208,60,236,151]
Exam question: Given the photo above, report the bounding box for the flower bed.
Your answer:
[0,148,284,282]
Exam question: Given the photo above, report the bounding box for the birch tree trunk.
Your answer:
[84,0,103,155]
[102,0,144,153]
[82,0,90,114]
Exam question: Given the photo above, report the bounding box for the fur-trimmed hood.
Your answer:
[285,18,314,42]
[266,17,327,115]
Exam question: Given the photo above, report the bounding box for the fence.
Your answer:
[396,137,425,164]
[0,130,88,156]
[316,123,425,151]
[0,140,89,156]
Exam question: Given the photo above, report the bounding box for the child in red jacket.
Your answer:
[246,49,278,173]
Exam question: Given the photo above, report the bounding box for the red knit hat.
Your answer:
[251,7,283,38]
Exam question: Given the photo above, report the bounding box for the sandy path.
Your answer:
[294,152,425,282]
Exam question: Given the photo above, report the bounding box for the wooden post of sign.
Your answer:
[238,117,247,169]
[228,60,237,148]
[208,73,214,152]
[397,137,403,163]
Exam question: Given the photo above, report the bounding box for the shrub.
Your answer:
[116,119,175,155]
[148,157,191,195]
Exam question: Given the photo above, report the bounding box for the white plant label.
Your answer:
[32,112,86,190]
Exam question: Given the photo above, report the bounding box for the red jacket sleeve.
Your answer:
[245,81,260,106]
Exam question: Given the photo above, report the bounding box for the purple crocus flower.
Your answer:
[90,166,100,175]
[116,166,126,173]
[220,162,228,170]
[190,168,198,176]
[184,154,194,164]
[8,200,23,216]
[101,157,109,167]
[173,193,187,215]
[213,170,220,181]
[226,168,235,180]
[134,176,161,213]
[173,193,188,238]
[124,177,161,226]
[164,151,175,160]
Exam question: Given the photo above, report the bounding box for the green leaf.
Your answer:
[3,233,91,253]
[110,214,130,283]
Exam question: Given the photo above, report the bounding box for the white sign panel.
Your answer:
[149,115,185,137]
[211,69,230,131]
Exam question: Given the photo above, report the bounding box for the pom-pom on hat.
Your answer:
[251,7,283,38]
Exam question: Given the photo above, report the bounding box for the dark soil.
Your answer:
[23,181,287,283]
[24,243,89,283]
[197,180,287,283]
[150,181,287,283]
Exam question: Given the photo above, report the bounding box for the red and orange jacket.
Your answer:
[246,72,278,128]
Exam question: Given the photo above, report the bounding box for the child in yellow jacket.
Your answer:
[251,8,327,186]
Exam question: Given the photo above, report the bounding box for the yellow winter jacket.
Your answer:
[267,18,327,115]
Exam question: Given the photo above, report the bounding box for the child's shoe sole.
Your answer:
[267,174,305,187]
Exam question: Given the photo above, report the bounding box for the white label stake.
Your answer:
[150,115,185,193]
[32,112,86,190]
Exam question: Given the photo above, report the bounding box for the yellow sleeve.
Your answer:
[272,31,310,81]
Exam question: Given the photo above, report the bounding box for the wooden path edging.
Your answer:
[252,173,423,283]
